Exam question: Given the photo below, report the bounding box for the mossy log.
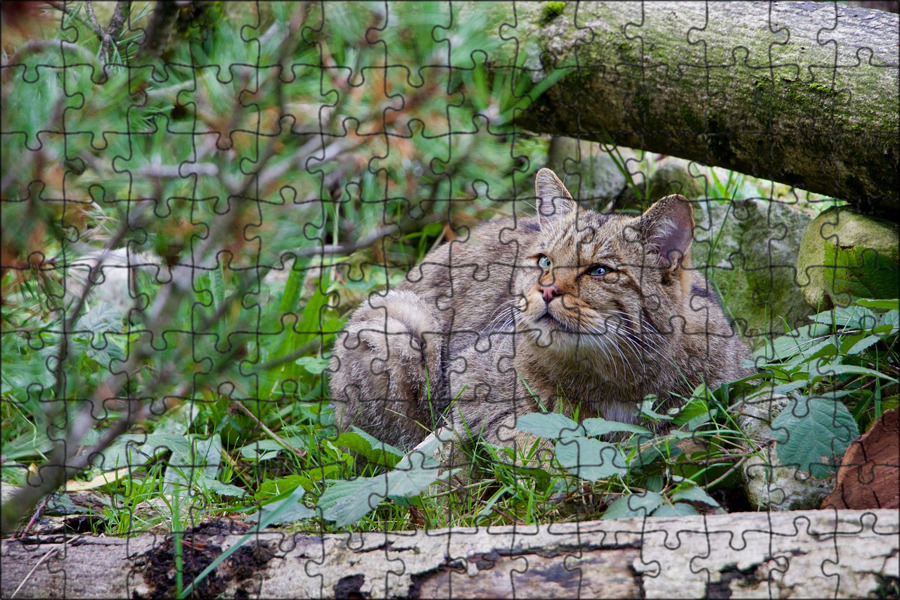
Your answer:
[2,510,897,598]
[489,2,898,215]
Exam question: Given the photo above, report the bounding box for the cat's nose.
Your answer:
[541,284,560,304]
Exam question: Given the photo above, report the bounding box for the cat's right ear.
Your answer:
[535,168,576,228]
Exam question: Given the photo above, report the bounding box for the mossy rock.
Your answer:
[692,198,815,344]
[546,137,634,208]
[797,207,900,309]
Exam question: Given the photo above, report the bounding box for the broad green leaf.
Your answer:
[855,298,899,310]
[771,396,859,479]
[841,334,882,355]
[823,244,899,303]
[671,484,720,507]
[582,418,651,437]
[812,363,898,382]
[638,396,674,421]
[239,437,309,461]
[318,478,387,527]
[515,412,585,440]
[602,492,664,519]
[202,479,246,498]
[295,356,331,375]
[254,475,313,500]
[249,499,315,525]
[555,436,627,481]
[336,431,403,468]
[652,503,700,517]
[771,380,811,395]
[319,438,446,526]
[350,427,405,461]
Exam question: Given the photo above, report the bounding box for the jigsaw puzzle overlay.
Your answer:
[1,2,898,598]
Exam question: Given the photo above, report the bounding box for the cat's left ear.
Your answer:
[535,168,576,228]
[639,195,695,270]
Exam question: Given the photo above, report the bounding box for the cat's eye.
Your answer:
[537,255,552,270]
[585,265,610,277]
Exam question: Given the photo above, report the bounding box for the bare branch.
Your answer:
[45,1,105,40]
[83,1,105,39]
[99,1,131,64]
[292,213,445,258]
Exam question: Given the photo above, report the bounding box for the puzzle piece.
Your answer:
[1,2,898,598]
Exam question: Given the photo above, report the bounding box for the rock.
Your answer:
[735,393,835,511]
[546,136,635,208]
[822,408,899,510]
[797,207,900,309]
[692,197,815,342]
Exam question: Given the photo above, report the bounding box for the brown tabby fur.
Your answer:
[330,169,752,452]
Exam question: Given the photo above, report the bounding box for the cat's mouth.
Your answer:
[538,309,575,332]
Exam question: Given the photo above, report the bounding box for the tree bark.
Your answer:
[3,509,897,599]
[496,1,898,215]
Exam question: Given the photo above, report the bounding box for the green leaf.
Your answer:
[671,484,720,507]
[254,475,313,500]
[202,479,246,498]
[239,437,309,462]
[319,437,446,526]
[335,430,403,468]
[671,397,714,430]
[841,334,883,355]
[582,418,651,437]
[515,412,585,440]
[771,396,859,479]
[652,503,700,517]
[318,478,388,527]
[638,396,674,421]
[295,356,331,375]
[823,244,899,303]
[812,363,898,382]
[602,492,664,519]
[855,298,899,310]
[555,436,627,481]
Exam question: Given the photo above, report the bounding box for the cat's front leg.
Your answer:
[330,289,447,450]
[445,339,550,466]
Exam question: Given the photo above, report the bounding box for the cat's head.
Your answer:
[515,168,695,364]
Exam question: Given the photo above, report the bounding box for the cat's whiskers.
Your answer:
[483,299,519,334]
[603,310,666,356]
[580,321,639,381]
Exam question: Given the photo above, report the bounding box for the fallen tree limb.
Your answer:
[2,509,897,599]
[494,2,899,215]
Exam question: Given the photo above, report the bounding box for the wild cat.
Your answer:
[329,168,752,453]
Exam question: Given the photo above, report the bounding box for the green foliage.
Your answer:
[824,243,900,302]
[749,298,898,476]
[770,396,858,479]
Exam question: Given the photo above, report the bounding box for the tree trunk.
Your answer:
[3,509,897,599]
[495,1,898,215]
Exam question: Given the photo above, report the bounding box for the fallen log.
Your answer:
[490,1,899,215]
[2,509,897,599]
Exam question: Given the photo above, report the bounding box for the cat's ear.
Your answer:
[639,195,694,269]
[535,168,576,227]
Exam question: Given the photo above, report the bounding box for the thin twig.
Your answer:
[290,213,445,259]
[45,1,105,40]
[10,548,56,599]
[83,1,105,39]
[99,0,131,63]
[703,455,748,490]
[16,495,51,539]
